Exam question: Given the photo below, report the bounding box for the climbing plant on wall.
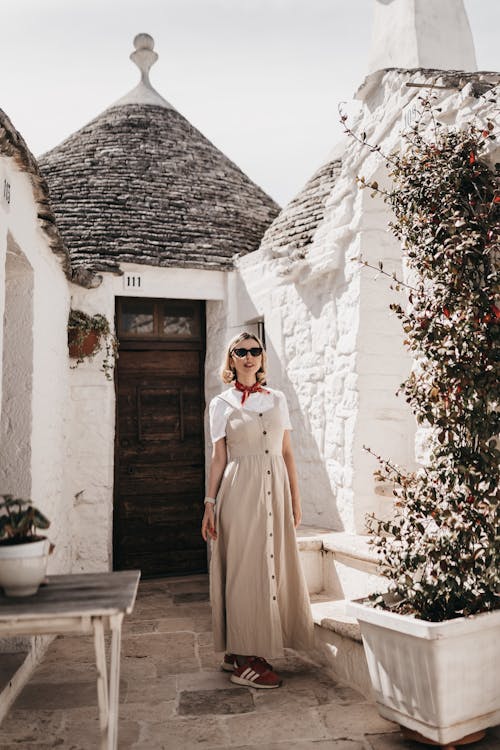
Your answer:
[342,99,500,621]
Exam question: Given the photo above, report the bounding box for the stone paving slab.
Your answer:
[366,730,500,750]
[15,680,109,710]
[1,575,499,749]
[225,743,368,750]
[178,687,254,715]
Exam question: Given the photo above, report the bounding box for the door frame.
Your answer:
[112,296,206,575]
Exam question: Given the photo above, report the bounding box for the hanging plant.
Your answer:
[67,309,118,380]
[342,98,500,622]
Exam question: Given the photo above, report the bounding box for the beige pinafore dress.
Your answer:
[210,394,314,659]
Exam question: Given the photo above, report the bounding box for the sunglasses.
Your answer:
[231,347,263,358]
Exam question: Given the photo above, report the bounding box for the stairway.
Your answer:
[297,525,387,698]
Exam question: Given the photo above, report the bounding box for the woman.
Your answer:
[201,331,314,689]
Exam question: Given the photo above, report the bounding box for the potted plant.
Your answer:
[68,309,118,380]
[342,101,500,746]
[0,494,52,597]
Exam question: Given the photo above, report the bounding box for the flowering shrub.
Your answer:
[345,101,500,621]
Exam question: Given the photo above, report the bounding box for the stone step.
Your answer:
[296,525,385,599]
[310,596,372,699]
[296,525,331,594]
[311,596,361,642]
[296,526,387,698]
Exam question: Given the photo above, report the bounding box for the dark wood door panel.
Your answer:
[116,547,207,578]
[117,476,204,498]
[113,303,206,578]
[117,486,203,502]
[118,349,200,374]
[117,524,206,551]
[117,494,203,519]
[117,439,203,456]
[117,452,204,476]
[118,381,202,439]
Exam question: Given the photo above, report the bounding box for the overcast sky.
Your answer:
[1,0,499,205]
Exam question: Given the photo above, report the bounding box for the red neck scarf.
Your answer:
[234,380,270,405]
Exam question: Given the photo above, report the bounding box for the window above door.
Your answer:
[117,298,202,342]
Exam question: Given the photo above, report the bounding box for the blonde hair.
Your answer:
[221,331,267,384]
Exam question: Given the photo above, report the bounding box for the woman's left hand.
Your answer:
[202,505,217,541]
[292,504,302,528]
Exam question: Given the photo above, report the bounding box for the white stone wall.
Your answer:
[0,157,71,573]
[4,69,495,577]
[0,156,71,663]
[226,249,352,531]
[66,263,226,572]
[0,237,34,499]
[64,273,116,573]
[0,162,10,435]
[221,69,499,536]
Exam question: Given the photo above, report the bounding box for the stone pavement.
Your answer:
[1,575,499,749]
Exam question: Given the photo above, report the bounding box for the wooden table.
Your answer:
[0,571,140,750]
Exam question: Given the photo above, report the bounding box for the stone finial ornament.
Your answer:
[131,33,158,85]
[110,33,174,110]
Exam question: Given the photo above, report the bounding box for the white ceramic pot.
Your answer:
[0,538,49,596]
[347,599,500,745]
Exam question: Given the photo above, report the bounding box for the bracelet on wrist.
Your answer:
[204,497,216,506]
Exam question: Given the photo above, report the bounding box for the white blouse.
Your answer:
[209,387,292,443]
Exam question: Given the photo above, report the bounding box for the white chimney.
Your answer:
[368,0,477,73]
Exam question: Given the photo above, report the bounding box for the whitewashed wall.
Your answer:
[1,237,34,499]
[66,263,226,571]
[0,156,71,573]
[219,69,499,536]
[20,69,497,573]
[369,0,477,73]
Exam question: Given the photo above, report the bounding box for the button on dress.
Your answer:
[209,394,314,659]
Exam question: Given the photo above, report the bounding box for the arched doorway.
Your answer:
[0,234,34,496]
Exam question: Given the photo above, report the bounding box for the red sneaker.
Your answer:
[230,657,282,689]
[250,656,273,671]
[221,653,236,672]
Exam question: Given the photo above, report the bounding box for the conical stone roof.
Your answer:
[260,158,342,262]
[39,34,279,275]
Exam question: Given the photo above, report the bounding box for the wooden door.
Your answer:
[113,298,206,577]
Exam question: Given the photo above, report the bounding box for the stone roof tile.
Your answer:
[39,104,280,274]
[0,109,100,285]
[260,158,342,259]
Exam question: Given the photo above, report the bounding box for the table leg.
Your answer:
[107,613,124,750]
[93,618,109,750]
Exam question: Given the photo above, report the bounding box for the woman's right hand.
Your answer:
[201,504,217,541]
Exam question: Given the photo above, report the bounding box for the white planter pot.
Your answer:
[0,538,49,596]
[347,599,500,745]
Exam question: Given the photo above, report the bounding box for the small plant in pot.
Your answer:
[0,494,52,597]
[68,309,118,380]
[342,100,500,747]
